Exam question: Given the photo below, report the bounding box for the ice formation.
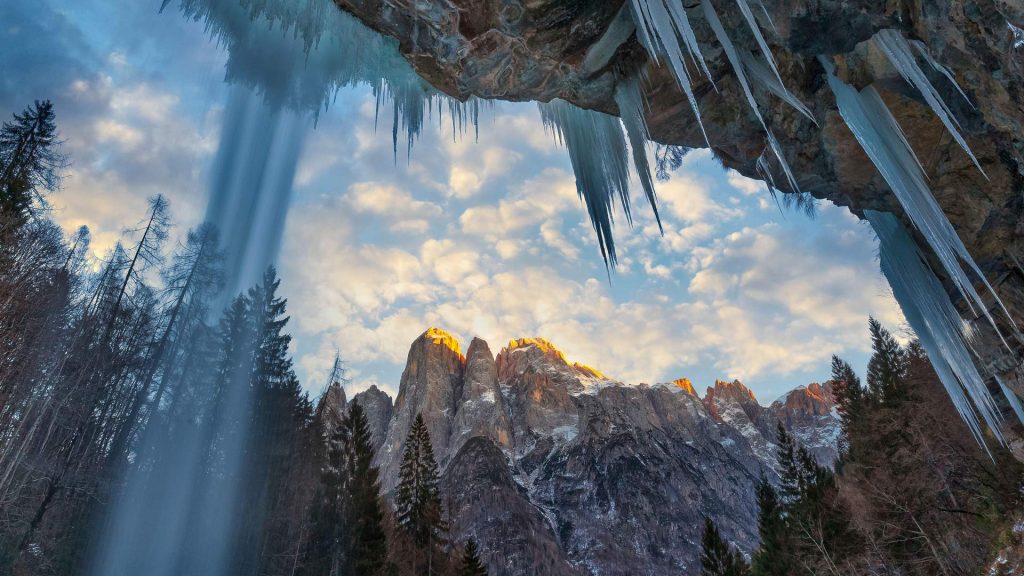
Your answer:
[702,0,800,192]
[820,56,1013,347]
[627,0,712,142]
[866,210,1004,447]
[874,29,985,175]
[740,51,816,125]
[538,100,633,265]
[614,74,663,232]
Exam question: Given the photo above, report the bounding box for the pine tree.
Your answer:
[460,539,488,576]
[775,422,801,505]
[0,100,65,224]
[750,476,789,576]
[830,355,864,459]
[342,400,389,576]
[701,518,748,576]
[396,414,448,574]
[866,317,907,404]
[302,411,350,576]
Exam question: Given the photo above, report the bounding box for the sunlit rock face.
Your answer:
[329,0,1024,405]
[361,330,842,575]
[378,327,466,491]
[351,384,394,454]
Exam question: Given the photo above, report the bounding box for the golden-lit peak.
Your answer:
[506,337,568,364]
[423,327,462,357]
[573,362,605,379]
[672,378,696,395]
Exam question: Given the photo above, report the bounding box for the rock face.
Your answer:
[351,384,393,454]
[350,329,842,575]
[327,0,1024,420]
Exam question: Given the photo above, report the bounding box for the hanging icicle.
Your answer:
[627,0,713,143]
[820,56,1015,347]
[538,100,634,266]
[866,210,1009,449]
[741,51,817,125]
[874,29,986,176]
[702,0,801,193]
[614,74,663,232]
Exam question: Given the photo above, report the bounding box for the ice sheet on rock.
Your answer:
[539,99,638,265]
[821,57,1014,348]
[875,29,985,176]
[866,210,1010,449]
[615,75,663,231]
[1009,22,1024,49]
[703,0,801,193]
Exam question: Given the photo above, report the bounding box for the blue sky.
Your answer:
[1,0,904,402]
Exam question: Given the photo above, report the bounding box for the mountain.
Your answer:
[317,328,842,575]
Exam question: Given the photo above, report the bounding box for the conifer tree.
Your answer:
[396,414,447,574]
[701,517,748,576]
[342,400,389,576]
[866,317,907,404]
[750,476,789,576]
[302,408,350,576]
[0,100,65,224]
[775,422,801,505]
[460,539,488,576]
[830,355,864,459]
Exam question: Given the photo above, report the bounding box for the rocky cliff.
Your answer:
[325,0,1024,434]
[316,328,842,575]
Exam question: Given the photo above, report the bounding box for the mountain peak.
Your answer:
[709,379,758,402]
[505,337,568,364]
[421,327,464,360]
[671,378,697,395]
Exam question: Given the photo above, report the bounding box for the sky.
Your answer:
[0,0,905,402]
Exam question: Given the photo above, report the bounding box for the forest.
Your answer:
[1,100,1022,576]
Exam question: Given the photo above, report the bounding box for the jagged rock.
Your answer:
[351,384,393,454]
[378,327,466,491]
[769,381,841,466]
[313,381,347,436]
[367,331,842,575]
[442,437,580,576]
[327,0,1024,425]
[449,337,513,457]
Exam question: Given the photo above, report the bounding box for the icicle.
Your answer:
[702,0,801,192]
[627,0,712,143]
[874,29,986,177]
[866,210,1009,450]
[997,376,1024,424]
[820,57,1016,349]
[614,75,663,232]
[740,51,817,125]
[735,0,783,85]
[910,41,975,110]
[1009,22,1024,49]
[538,100,633,265]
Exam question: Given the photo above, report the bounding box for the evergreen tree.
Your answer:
[302,412,350,576]
[0,100,65,224]
[750,476,789,576]
[460,539,488,576]
[830,355,864,459]
[396,414,448,573]
[701,518,748,576]
[866,317,907,404]
[342,400,389,576]
[775,422,801,505]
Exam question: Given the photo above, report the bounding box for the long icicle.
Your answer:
[702,0,801,192]
[866,210,1007,450]
[820,56,1015,347]
[875,29,986,177]
[615,75,663,232]
[538,100,634,265]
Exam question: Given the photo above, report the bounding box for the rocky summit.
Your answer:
[316,328,842,575]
